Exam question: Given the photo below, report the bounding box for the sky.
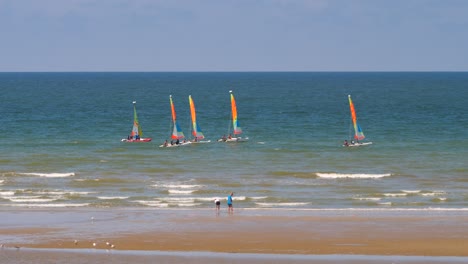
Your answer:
[0,0,467,71]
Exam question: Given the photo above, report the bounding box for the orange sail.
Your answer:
[189,95,204,139]
[230,91,242,135]
[170,95,184,140]
[348,95,365,141]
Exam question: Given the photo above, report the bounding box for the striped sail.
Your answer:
[189,95,204,139]
[131,101,142,138]
[170,95,185,140]
[348,95,365,141]
[230,91,242,135]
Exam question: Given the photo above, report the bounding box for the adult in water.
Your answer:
[227,192,234,214]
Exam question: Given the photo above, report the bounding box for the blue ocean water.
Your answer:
[0,72,467,209]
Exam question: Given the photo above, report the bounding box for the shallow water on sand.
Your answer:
[2,249,468,264]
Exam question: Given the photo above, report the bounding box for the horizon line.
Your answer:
[0,70,466,73]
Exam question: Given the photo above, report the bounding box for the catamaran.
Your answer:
[189,95,210,143]
[218,90,248,142]
[121,101,152,142]
[160,95,191,147]
[344,95,372,147]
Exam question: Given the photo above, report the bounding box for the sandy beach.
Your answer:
[1,208,468,263]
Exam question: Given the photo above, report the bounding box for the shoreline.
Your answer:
[2,248,468,264]
[1,208,468,258]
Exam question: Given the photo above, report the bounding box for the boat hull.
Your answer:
[191,140,211,144]
[159,144,178,148]
[343,142,372,147]
[218,137,249,142]
[159,141,192,147]
[121,138,152,142]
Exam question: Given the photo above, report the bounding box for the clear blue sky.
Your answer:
[1,0,467,71]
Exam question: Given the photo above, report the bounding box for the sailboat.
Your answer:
[218,90,248,142]
[121,101,152,142]
[344,95,372,147]
[189,95,210,143]
[160,95,190,147]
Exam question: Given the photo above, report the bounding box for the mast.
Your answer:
[132,101,141,138]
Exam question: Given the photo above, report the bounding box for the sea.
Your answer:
[0,72,467,210]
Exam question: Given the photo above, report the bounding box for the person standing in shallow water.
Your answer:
[227,192,234,214]
[214,198,220,213]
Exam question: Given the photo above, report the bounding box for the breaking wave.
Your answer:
[316,173,391,179]
[18,172,75,178]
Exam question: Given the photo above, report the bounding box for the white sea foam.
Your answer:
[353,197,382,201]
[32,190,93,196]
[436,197,447,201]
[69,191,94,195]
[8,198,57,203]
[0,180,4,184]
[383,193,407,197]
[401,190,421,193]
[32,191,67,195]
[256,202,310,207]
[378,202,392,206]
[0,191,15,196]
[316,173,391,179]
[421,191,445,196]
[19,172,75,178]
[250,196,268,200]
[177,203,202,207]
[2,195,42,201]
[159,197,195,203]
[135,200,169,207]
[153,184,202,189]
[73,179,99,182]
[97,196,129,200]
[4,195,40,199]
[195,197,224,201]
[8,203,89,207]
[168,190,195,194]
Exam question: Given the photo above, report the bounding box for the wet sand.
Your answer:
[1,208,468,263]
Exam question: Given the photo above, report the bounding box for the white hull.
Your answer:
[218,137,249,142]
[343,142,373,147]
[160,144,178,148]
[121,138,152,142]
[191,140,211,144]
[160,141,192,148]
